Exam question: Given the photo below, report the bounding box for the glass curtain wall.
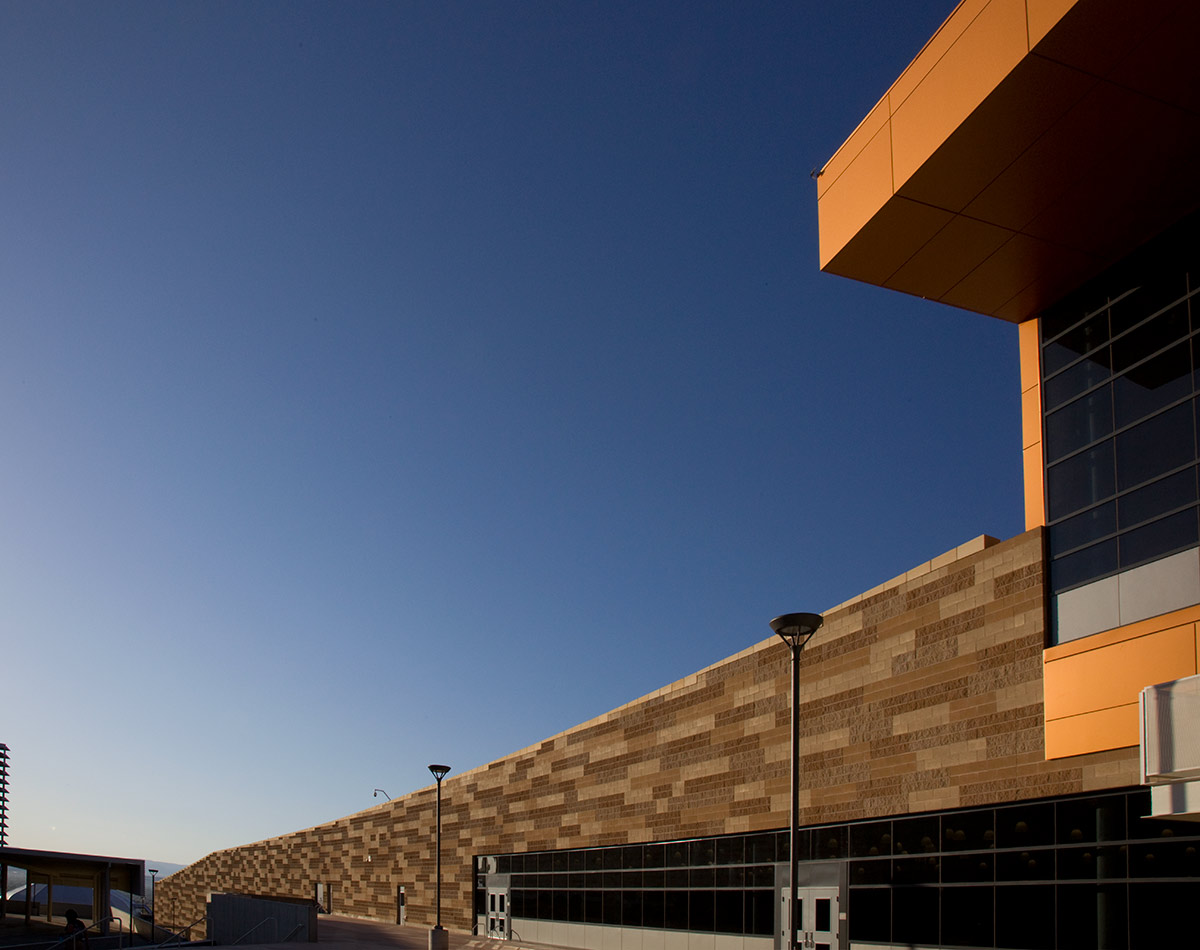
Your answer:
[1041,212,1200,595]
[479,788,1200,949]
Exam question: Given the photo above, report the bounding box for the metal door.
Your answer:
[486,887,509,939]
[780,886,839,950]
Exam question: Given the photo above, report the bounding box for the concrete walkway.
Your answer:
[213,915,566,950]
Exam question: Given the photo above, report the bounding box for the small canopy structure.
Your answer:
[0,846,144,936]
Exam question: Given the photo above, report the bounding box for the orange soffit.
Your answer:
[815,0,1200,323]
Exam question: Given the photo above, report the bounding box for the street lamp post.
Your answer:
[770,612,823,950]
[427,764,451,950]
[148,869,158,946]
[373,789,391,801]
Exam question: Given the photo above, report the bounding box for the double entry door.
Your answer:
[485,886,509,938]
[780,887,839,950]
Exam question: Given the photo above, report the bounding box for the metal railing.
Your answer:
[29,915,122,950]
[149,913,209,948]
[230,917,275,946]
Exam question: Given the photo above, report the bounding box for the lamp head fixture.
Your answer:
[428,764,451,783]
[769,612,823,650]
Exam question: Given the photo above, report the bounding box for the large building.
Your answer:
[159,2,1200,948]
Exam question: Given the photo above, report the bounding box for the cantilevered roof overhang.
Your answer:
[0,846,145,896]
[817,0,1200,323]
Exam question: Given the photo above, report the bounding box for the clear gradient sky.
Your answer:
[0,0,1020,867]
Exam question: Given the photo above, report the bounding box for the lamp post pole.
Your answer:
[427,765,451,950]
[769,613,823,950]
[148,869,158,945]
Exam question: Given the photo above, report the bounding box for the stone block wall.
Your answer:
[157,527,1139,935]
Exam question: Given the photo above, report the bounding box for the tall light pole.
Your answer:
[427,764,451,950]
[148,869,159,945]
[373,789,391,801]
[770,612,823,950]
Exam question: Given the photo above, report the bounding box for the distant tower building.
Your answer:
[0,743,9,846]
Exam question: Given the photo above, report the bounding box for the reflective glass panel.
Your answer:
[997,801,1055,847]
[848,889,889,942]
[1113,340,1192,427]
[996,848,1054,881]
[1120,508,1199,568]
[714,890,742,934]
[893,815,940,856]
[1046,385,1113,461]
[1050,538,1118,592]
[1048,502,1116,557]
[1044,312,1110,375]
[850,820,892,857]
[1115,401,1195,491]
[1045,347,1111,410]
[1129,882,1198,948]
[1047,444,1116,521]
[995,884,1054,950]
[1119,467,1197,529]
[943,810,995,851]
[941,885,993,947]
[1110,301,1189,373]
[1058,796,1126,844]
[640,890,663,928]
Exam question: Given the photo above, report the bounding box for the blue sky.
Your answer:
[0,0,1019,866]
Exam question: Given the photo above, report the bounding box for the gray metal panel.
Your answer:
[1054,574,1119,643]
[1118,547,1200,626]
[208,893,317,945]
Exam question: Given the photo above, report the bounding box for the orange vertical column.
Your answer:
[1019,318,1045,530]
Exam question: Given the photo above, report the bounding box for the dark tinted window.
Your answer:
[1049,502,1116,557]
[997,803,1055,849]
[1059,845,1126,880]
[941,885,993,947]
[1130,882,1200,949]
[996,885,1054,949]
[996,848,1054,881]
[746,891,774,936]
[848,888,889,942]
[640,890,662,928]
[621,890,641,926]
[663,891,688,930]
[689,890,714,932]
[851,821,892,857]
[715,836,744,865]
[943,810,995,851]
[1058,884,1127,950]
[893,886,938,946]
[1047,444,1116,521]
[893,815,940,855]
[1046,385,1113,461]
[1042,219,1200,598]
[1050,538,1118,592]
[1058,796,1126,844]
[745,833,776,863]
[714,890,742,934]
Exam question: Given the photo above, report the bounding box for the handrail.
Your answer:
[27,911,124,950]
[151,913,208,948]
[231,916,275,946]
[280,924,305,943]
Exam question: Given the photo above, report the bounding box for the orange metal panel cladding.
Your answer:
[1043,622,1197,721]
[1045,704,1139,759]
[1022,444,1044,531]
[889,0,1029,189]
[817,123,893,270]
[1042,616,1200,758]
